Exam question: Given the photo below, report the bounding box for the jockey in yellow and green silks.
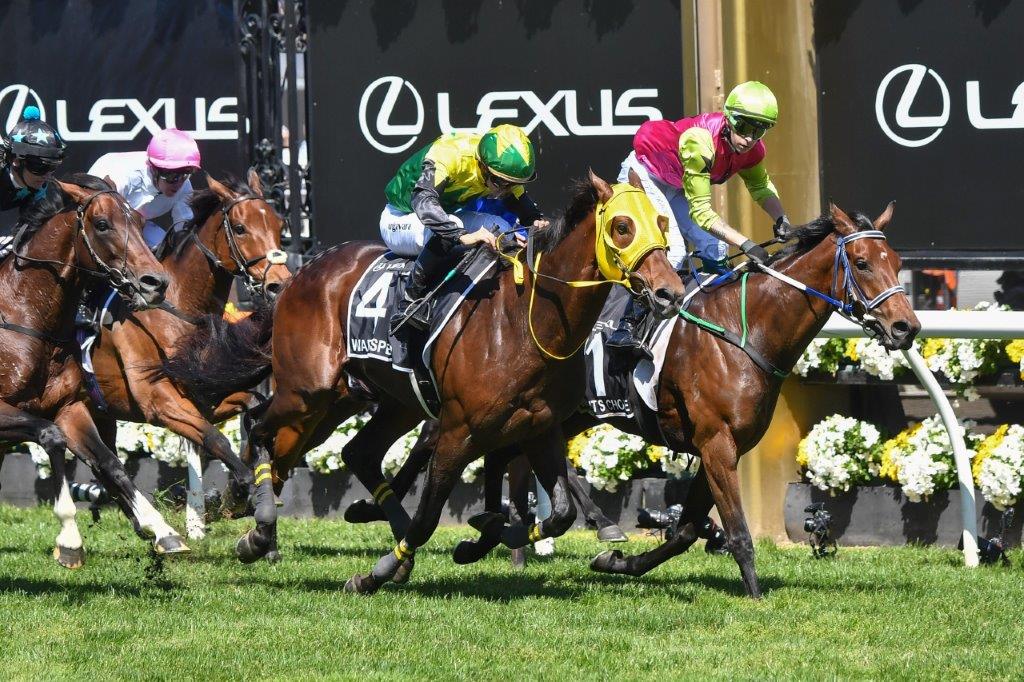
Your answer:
[380,124,548,332]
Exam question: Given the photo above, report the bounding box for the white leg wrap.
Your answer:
[54,477,82,551]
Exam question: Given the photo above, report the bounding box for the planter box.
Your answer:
[0,453,688,531]
[784,482,1022,548]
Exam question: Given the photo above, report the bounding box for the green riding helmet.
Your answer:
[723,81,779,128]
[476,124,537,183]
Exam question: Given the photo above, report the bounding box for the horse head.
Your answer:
[54,177,168,310]
[828,202,920,350]
[589,169,684,318]
[203,169,292,300]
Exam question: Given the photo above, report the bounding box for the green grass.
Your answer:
[1,504,1022,680]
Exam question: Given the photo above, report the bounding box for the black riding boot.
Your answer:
[390,237,448,335]
[606,296,653,360]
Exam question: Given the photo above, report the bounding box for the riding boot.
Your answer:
[606,297,653,361]
[390,237,448,335]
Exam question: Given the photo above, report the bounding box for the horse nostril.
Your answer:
[140,273,168,294]
[265,281,283,297]
[654,287,675,304]
[891,320,911,338]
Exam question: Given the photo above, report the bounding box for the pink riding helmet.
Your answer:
[147,128,201,170]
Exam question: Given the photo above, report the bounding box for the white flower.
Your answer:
[577,424,650,492]
[978,425,1024,510]
[798,414,879,494]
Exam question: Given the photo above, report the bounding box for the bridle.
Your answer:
[189,195,287,299]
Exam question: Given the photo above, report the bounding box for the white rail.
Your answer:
[819,310,1024,567]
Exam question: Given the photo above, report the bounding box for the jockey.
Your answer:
[607,81,791,356]
[0,106,66,219]
[88,128,200,248]
[381,124,548,332]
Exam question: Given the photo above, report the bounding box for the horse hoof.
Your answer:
[452,539,487,565]
[467,511,504,533]
[597,524,628,543]
[344,573,379,595]
[265,550,281,564]
[590,549,624,574]
[54,545,85,569]
[392,557,414,584]
[510,547,526,570]
[344,499,386,524]
[235,530,268,564]
[154,536,191,555]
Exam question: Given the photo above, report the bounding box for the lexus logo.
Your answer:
[875,64,950,148]
[358,76,424,154]
[0,84,47,134]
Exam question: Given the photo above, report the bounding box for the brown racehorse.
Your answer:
[399,203,920,598]
[163,171,687,590]
[87,171,290,512]
[0,174,173,567]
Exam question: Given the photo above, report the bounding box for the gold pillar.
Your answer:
[687,1,849,539]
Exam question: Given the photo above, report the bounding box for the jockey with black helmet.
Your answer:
[0,106,66,212]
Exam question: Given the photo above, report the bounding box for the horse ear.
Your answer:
[657,214,669,234]
[102,175,116,191]
[206,174,234,200]
[52,179,88,203]
[874,201,895,231]
[829,202,856,235]
[588,168,613,204]
[627,168,644,190]
[247,167,264,197]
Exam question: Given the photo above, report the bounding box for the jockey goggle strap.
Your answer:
[595,184,668,284]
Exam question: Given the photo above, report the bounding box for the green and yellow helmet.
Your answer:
[476,124,536,183]
[723,81,779,128]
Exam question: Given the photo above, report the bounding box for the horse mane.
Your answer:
[533,178,598,254]
[19,173,112,235]
[186,175,258,231]
[767,209,875,264]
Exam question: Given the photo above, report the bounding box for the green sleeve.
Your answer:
[677,127,719,231]
[738,161,780,205]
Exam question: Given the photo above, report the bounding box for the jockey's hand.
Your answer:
[740,239,769,265]
[773,215,793,241]
[459,226,498,251]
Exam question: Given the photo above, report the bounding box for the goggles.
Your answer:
[156,168,193,184]
[21,156,62,175]
[731,116,772,140]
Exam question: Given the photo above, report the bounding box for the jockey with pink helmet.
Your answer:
[88,128,201,248]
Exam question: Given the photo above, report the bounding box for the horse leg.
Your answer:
[0,402,85,568]
[346,426,475,594]
[344,418,436,525]
[566,462,626,542]
[57,400,188,554]
[451,445,519,565]
[235,389,333,564]
[507,451,531,569]
[500,427,577,549]
[698,434,761,598]
[591,464,714,577]
[147,383,255,518]
[340,403,421,541]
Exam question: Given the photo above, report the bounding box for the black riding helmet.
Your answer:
[2,106,67,173]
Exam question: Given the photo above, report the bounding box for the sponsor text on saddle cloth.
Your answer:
[347,247,499,416]
[582,284,678,444]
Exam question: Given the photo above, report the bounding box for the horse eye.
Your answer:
[856,259,869,271]
[615,221,630,236]
[232,223,246,235]
[94,219,110,232]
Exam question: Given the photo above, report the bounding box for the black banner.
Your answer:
[307,0,682,245]
[815,1,1024,259]
[0,1,245,184]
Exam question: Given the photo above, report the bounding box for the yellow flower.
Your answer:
[879,423,923,482]
[567,429,591,468]
[1006,339,1024,364]
[796,439,809,469]
[921,338,948,360]
[972,425,1008,485]
[646,445,667,463]
[844,339,860,362]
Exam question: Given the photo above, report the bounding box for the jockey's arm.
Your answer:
[501,190,545,227]
[410,159,464,248]
[171,177,195,228]
[737,162,785,223]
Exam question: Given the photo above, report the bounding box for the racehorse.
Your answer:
[86,171,290,513]
[163,171,687,591]
[412,202,919,597]
[0,174,173,567]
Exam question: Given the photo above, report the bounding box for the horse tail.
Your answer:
[160,301,275,406]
